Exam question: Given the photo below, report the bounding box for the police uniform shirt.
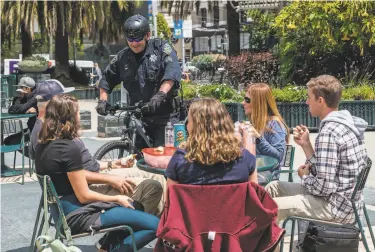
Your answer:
[99,39,181,105]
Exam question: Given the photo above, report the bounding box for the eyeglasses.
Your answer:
[127,37,143,43]
[244,96,251,104]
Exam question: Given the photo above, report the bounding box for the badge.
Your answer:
[150,54,157,62]
[166,56,173,63]
[163,43,172,55]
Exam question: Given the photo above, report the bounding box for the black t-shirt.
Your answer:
[35,139,83,196]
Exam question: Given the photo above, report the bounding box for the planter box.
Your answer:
[102,96,375,132]
[72,88,96,100]
[69,88,123,101]
[224,100,375,131]
[18,61,48,73]
[108,90,122,104]
[80,110,91,130]
[97,113,126,138]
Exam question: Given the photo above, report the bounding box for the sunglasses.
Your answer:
[244,96,251,104]
[127,37,143,43]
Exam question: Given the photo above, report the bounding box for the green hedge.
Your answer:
[181,81,375,102]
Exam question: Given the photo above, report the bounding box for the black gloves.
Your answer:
[142,91,167,114]
[96,100,111,116]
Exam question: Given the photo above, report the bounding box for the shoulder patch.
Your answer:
[165,56,173,63]
[163,43,173,55]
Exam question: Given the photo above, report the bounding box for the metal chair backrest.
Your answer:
[36,174,69,239]
[1,119,22,137]
[1,119,24,148]
[282,144,295,168]
[351,158,372,202]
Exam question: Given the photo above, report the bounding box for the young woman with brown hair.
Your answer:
[242,83,289,180]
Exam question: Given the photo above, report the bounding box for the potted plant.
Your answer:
[18,56,48,73]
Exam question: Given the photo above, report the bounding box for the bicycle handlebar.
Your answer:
[108,102,148,115]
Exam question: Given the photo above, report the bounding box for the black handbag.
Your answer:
[298,221,360,252]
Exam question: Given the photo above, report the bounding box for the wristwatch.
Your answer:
[107,161,113,170]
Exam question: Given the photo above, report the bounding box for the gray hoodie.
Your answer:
[320,110,368,140]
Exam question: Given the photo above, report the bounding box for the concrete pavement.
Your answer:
[2,99,375,251]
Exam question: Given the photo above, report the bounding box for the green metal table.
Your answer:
[1,113,36,177]
[136,154,279,176]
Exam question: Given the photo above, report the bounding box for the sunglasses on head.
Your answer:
[244,96,251,104]
[127,37,143,43]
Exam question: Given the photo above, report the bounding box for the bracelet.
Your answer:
[107,161,112,170]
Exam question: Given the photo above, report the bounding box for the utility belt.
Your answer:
[155,96,184,114]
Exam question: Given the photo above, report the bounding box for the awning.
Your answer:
[234,0,288,11]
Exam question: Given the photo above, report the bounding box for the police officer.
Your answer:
[96,14,182,148]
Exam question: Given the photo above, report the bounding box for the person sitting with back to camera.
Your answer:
[166,98,257,187]
[35,94,160,252]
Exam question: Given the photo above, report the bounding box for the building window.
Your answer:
[185,49,191,61]
[213,1,219,27]
[201,8,207,27]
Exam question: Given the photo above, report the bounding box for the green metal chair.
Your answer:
[280,158,375,252]
[0,119,28,184]
[278,144,295,182]
[30,175,137,252]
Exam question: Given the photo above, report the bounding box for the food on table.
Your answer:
[155,146,164,153]
[121,154,137,168]
[142,147,177,169]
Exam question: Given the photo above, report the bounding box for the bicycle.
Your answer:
[93,102,154,162]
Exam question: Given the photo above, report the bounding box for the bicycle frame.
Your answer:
[115,105,153,154]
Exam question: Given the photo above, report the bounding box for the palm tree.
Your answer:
[1,0,36,58]
[1,1,139,84]
[160,0,240,56]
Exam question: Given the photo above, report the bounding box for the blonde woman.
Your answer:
[166,98,257,187]
[242,83,289,181]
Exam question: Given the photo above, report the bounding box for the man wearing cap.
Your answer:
[30,79,163,215]
[97,14,183,150]
[4,77,38,149]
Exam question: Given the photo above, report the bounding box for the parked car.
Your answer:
[182,62,199,73]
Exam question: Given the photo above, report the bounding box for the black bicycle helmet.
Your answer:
[124,15,150,39]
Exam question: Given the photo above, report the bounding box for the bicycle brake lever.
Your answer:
[108,104,119,116]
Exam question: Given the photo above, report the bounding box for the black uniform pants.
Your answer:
[134,112,180,151]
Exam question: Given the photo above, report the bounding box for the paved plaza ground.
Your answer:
[1,100,375,251]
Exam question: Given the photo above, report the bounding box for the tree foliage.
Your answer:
[156,13,172,39]
[273,0,375,84]
[243,10,277,51]
[1,1,140,84]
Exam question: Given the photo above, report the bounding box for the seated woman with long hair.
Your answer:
[35,94,159,252]
[242,83,289,181]
[166,98,257,187]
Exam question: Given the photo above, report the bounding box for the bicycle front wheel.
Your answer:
[93,140,135,161]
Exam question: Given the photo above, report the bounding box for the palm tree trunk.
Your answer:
[227,2,240,56]
[53,2,72,83]
[21,22,32,58]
